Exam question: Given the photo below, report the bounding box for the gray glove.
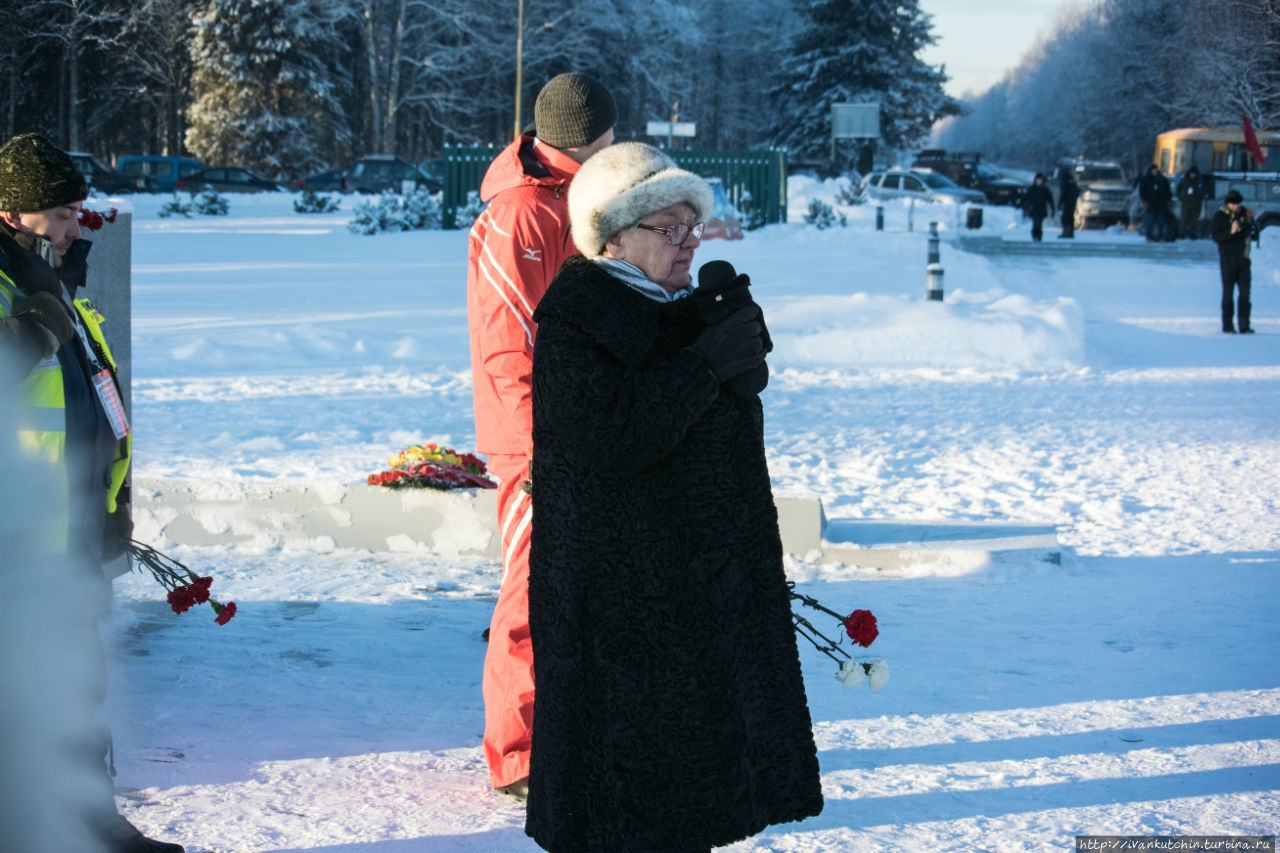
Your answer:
[684,304,765,383]
[13,291,73,358]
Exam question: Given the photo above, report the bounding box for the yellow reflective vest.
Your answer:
[0,265,131,551]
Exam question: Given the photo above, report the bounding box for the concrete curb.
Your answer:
[135,480,1061,569]
[957,233,1220,260]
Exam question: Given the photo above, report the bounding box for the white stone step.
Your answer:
[134,482,1060,569]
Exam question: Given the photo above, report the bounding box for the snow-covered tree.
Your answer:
[185,0,352,178]
[361,0,498,153]
[15,0,127,151]
[767,0,961,162]
[1168,0,1280,132]
[936,0,1280,172]
[114,0,201,156]
[688,0,797,148]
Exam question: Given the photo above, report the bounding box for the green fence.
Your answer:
[441,144,500,229]
[669,148,788,228]
[442,145,787,230]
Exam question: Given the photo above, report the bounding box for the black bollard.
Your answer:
[926,264,944,301]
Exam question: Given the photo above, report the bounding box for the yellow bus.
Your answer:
[1152,126,1279,174]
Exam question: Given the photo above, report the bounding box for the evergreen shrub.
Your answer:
[348,188,441,235]
[804,199,846,229]
[294,189,341,214]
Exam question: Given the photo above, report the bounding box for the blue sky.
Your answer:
[919,0,1079,98]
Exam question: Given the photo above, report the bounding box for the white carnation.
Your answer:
[867,658,890,691]
[835,658,865,689]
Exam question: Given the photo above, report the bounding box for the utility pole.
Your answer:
[513,0,525,141]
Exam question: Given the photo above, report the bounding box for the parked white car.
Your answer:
[861,168,987,205]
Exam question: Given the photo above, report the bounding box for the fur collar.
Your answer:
[534,255,676,366]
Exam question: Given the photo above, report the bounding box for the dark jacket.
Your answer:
[1024,181,1055,218]
[1176,172,1206,207]
[1211,205,1255,260]
[1139,168,1172,211]
[527,256,823,852]
[0,224,118,567]
[1059,174,1080,211]
[0,226,66,371]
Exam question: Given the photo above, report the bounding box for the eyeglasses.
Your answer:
[633,220,705,247]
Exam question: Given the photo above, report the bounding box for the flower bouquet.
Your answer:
[366,442,496,490]
[77,207,117,231]
[789,582,888,691]
[126,540,237,625]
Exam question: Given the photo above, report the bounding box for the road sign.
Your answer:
[832,104,880,139]
[646,121,697,138]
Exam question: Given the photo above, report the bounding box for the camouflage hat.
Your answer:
[0,133,88,212]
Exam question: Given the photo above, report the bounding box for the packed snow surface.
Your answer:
[84,184,1279,850]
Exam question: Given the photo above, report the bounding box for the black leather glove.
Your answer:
[101,504,133,564]
[689,270,773,397]
[684,304,765,384]
[12,291,74,358]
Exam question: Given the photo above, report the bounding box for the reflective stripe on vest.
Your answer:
[0,271,13,314]
[3,273,131,529]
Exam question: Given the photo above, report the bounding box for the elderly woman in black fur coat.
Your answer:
[525,141,823,852]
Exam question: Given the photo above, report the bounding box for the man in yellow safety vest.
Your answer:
[0,133,182,853]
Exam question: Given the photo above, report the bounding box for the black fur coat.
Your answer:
[526,256,823,852]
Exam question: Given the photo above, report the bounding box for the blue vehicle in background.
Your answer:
[116,154,205,192]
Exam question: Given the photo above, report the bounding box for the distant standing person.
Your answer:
[1211,189,1256,334]
[1139,164,1173,242]
[1023,173,1054,241]
[465,72,616,801]
[1177,166,1206,239]
[1058,168,1080,238]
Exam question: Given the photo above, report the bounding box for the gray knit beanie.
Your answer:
[534,73,617,149]
[0,133,88,212]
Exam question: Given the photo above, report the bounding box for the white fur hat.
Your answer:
[568,142,714,259]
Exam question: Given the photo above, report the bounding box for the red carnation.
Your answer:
[167,585,195,614]
[191,576,214,604]
[844,609,878,647]
[213,601,237,625]
[77,209,105,231]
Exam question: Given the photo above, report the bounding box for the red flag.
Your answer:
[1243,111,1267,166]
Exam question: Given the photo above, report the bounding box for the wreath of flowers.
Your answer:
[789,582,888,691]
[367,442,496,490]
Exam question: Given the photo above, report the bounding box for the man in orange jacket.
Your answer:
[466,72,615,799]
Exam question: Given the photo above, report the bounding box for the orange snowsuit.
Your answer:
[466,135,582,788]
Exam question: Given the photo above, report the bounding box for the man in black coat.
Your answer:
[1023,173,1055,241]
[1058,169,1080,238]
[1211,189,1256,334]
[1139,164,1173,242]
[1176,166,1206,239]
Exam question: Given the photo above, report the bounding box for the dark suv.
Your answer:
[911,149,1026,206]
[347,155,442,195]
[69,152,150,194]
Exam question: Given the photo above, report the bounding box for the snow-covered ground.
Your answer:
[78,182,1280,850]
